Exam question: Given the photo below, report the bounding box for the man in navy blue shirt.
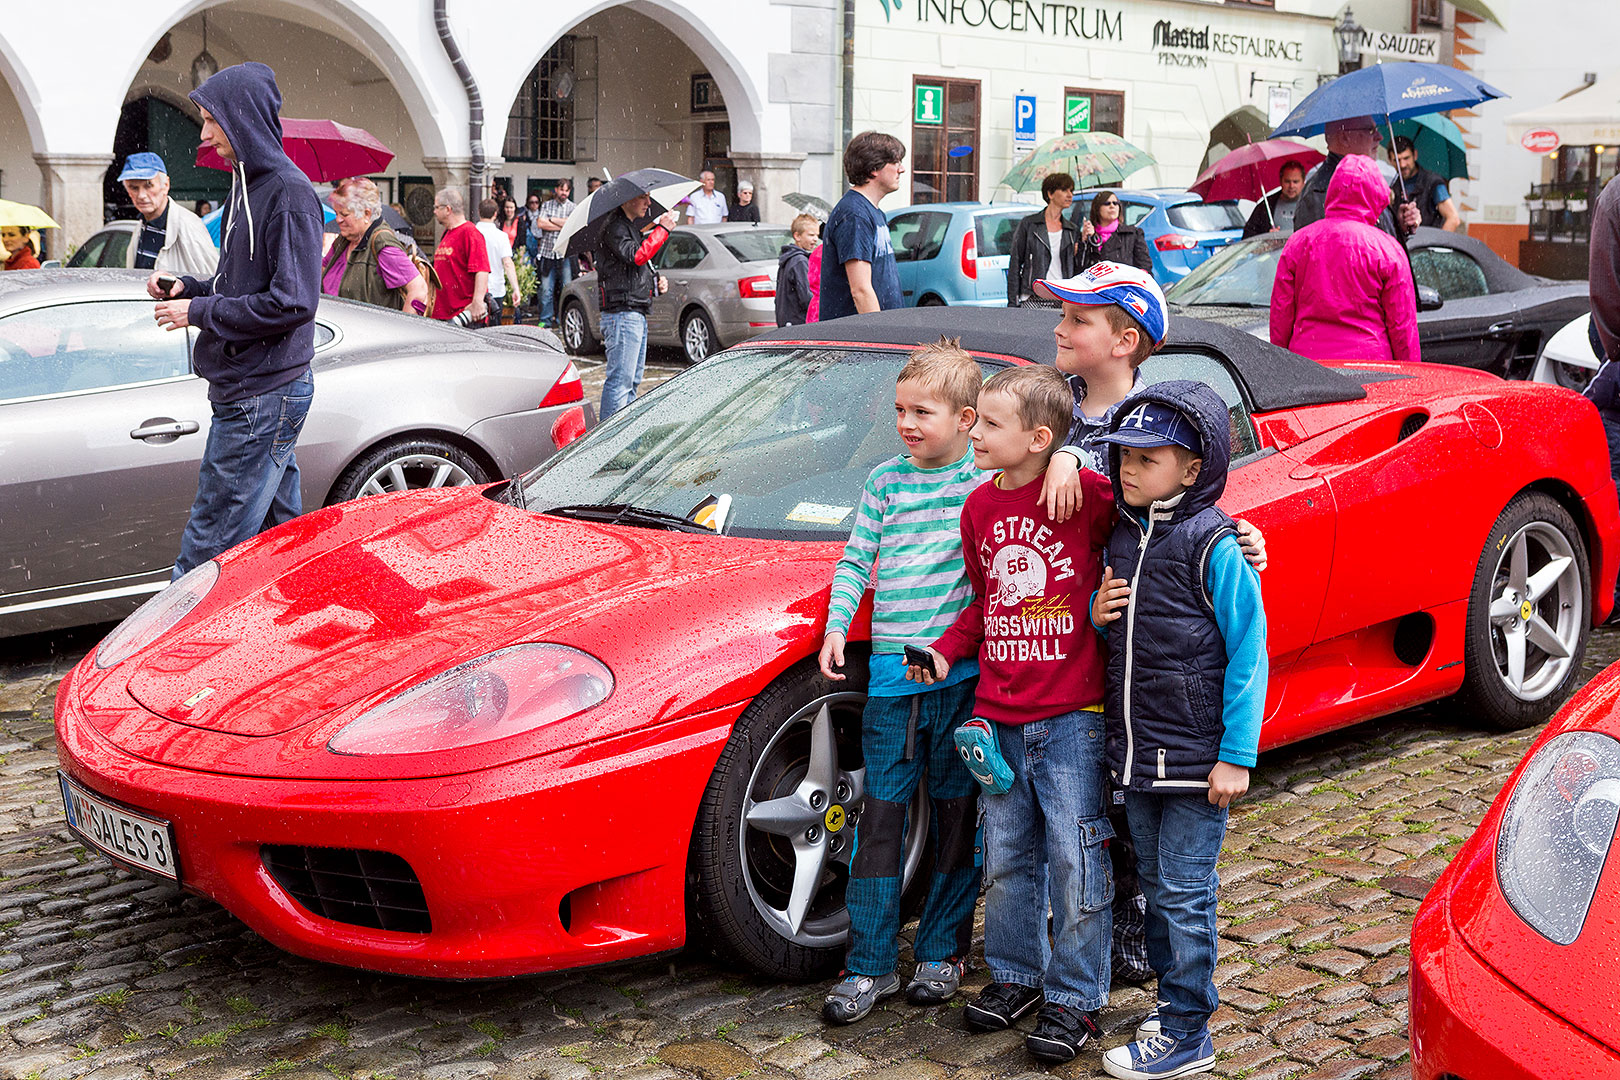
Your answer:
[821,132,905,320]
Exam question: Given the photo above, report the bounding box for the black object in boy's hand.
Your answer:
[903,644,934,671]
[156,274,180,296]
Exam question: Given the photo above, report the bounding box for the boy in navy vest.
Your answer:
[1089,383,1267,1080]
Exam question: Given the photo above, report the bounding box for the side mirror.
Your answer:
[1416,285,1444,312]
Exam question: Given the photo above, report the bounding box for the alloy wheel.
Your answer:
[1487,520,1584,701]
[356,454,477,498]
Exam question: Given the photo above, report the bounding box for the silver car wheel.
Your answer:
[357,454,477,498]
[1487,520,1584,701]
[683,312,716,362]
[738,693,928,947]
[562,304,587,353]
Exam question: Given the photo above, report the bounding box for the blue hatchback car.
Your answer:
[1104,188,1246,285]
[883,202,1032,307]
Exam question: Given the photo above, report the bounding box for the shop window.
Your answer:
[911,78,980,205]
[506,36,597,164]
[1063,88,1125,137]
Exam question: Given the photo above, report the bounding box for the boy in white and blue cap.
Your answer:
[118,151,218,278]
[1089,381,1267,1080]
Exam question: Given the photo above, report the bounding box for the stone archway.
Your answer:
[0,39,49,253]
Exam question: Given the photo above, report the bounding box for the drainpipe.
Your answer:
[841,0,855,147]
[434,0,485,213]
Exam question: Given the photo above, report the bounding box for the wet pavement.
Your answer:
[4,613,1617,1079]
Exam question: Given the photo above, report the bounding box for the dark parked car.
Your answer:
[0,270,590,637]
[1165,227,1590,378]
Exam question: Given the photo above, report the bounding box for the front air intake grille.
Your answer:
[261,845,431,934]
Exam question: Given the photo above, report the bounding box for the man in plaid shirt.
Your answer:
[533,179,576,328]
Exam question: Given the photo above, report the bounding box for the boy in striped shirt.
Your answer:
[817,338,985,1024]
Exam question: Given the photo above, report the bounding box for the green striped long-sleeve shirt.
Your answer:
[826,449,985,652]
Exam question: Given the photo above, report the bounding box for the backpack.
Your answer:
[368,227,440,315]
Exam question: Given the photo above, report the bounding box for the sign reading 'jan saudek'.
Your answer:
[907,0,1124,41]
[1150,19,1303,65]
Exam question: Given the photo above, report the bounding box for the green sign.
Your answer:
[915,84,944,125]
[1065,95,1092,134]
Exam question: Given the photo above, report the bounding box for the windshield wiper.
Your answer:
[542,503,715,534]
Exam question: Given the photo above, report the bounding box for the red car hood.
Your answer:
[1449,667,1620,1056]
[110,491,829,751]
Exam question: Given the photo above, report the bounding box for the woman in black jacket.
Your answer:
[1075,189,1153,273]
[1006,172,1080,307]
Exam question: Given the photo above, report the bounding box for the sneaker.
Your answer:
[962,981,1044,1032]
[821,971,900,1025]
[905,958,965,1005]
[953,719,1014,795]
[1025,1002,1102,1063]
[1135,1000,1169,1040]
[1102,1030,1216,1079]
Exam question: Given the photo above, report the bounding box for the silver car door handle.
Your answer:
[1487,320,1514,335]
[130,419,201,441]
[673,279,689,286]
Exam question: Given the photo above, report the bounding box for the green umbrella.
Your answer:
[1381,113,1468,181]
[998,131,1156,192]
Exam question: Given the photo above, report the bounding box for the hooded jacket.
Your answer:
[1292,152,1400,238]
[179,63,323,404]
[1270,154,1420,367]
[1100,380,1266,791]
[775,243,811,326]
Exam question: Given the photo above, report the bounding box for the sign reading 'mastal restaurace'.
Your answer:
[1151,19,1303,64]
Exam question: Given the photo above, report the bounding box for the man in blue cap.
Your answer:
[119,151,218,278]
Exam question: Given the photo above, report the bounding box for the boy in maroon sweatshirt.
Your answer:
[909,364,1116,1064]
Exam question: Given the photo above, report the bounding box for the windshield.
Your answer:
[718,229,793,263]
[1165,236,1287,306]
[518,346,943,540]
[1166,202,1244,233]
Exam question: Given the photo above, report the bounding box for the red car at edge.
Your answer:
[53,308,1620,981]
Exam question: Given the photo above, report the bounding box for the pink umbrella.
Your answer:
[196,118,394,181]
[1189,139,1324,203]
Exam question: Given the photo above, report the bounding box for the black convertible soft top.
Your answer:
[754,306,1365,412]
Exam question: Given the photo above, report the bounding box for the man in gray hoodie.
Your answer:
[149,62,323,580]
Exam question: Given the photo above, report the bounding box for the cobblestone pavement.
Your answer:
[5,623,1617,1080]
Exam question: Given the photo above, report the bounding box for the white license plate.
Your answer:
[59,773,179,881]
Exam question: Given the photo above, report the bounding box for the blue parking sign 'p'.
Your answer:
[1014,95,1036,142]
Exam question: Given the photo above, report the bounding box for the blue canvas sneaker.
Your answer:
[1135,999,1169,1040]
[953,719,1013,795]
[1102,1029,1216,1079]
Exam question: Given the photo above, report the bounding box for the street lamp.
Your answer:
[190,13,219,91]
[1335,6,1362,76]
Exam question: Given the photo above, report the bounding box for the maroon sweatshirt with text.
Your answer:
[932,468,1115,725]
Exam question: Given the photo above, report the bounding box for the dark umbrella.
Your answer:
[555,168,699,258]
[196,118,395,182]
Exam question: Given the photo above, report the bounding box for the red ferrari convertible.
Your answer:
[1409,662,1620,1077]
[54,308,1619,980]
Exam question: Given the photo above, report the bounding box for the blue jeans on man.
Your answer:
[537,255,574,326]
[844,679,980,976]
[1121,790,1228,1039]
[173,370,313,580]
[983,711,1114,1011]
[600,310,648,420]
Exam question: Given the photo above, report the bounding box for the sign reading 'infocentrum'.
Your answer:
[910,0,1124,40]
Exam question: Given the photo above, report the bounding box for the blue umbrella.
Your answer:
[201,201,335,246]
[1271,62,1507,138]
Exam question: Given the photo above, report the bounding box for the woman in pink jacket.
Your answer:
[1270,153,1420,366]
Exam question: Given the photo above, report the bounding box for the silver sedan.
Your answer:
[0,269,589,637]
[558,222,789,362]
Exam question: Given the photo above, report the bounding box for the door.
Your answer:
[1410,245,1513,369]
[649,232,709,342]
[911,78,980,205]
[887,210,952,305]
[0,300,203,600]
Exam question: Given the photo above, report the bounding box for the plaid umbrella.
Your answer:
[998,131,1155,192]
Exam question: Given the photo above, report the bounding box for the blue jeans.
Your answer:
[983,711,1113,1011]
[537,255,574,326]
[173,370,313,580]
[1122,790,1228,1038]
[845,679,980,976]
[599,310,648,421]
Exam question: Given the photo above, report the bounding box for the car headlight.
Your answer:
[94,561,220,670]
[1496,730,1620,945]
[327,643,613,756]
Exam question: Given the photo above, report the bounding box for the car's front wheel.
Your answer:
[1450,492,1590,730]
[561,300,597,355]
[687,658,930,979]
[682,310,719,363]
[328,438,490,504]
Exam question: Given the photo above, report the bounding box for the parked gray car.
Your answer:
[558,222,789,362]
[0,269,589,637]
